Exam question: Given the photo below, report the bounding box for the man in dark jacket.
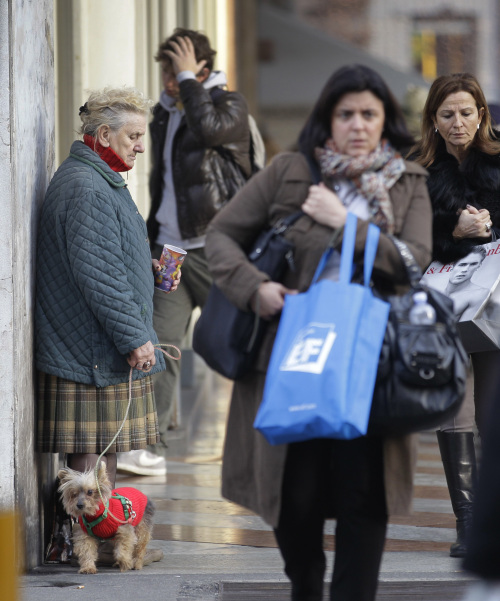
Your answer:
[125,29,251,467]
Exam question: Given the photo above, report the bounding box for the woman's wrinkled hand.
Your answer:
[169,275,181,292]
[128,341,156,371]
[302,182,347,229]
[453,205,492,240]
[250,282,298,320]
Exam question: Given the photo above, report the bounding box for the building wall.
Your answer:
[0,0,15,513]
[286,0,499,101]
[0,0,236,568]
[369,0,500,101]
[55,0,234,221]
[0,0,233,568]
[1,0,56,568]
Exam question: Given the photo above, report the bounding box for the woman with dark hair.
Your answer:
[204,64,432,601]
[412,72,500,559]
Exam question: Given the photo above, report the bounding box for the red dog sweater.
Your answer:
[78,487,148,539]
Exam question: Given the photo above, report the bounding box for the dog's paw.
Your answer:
[78,565,97,575]
[133,560,144,571]
[117,559,134,572]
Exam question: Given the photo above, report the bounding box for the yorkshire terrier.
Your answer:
[57,463,155,574]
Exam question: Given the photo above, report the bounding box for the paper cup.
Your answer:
[154,244,187,292]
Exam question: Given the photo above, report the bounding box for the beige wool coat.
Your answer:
[205,152,432,528]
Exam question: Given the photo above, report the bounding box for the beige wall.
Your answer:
[0,0,237,570]
[55,0,234,220]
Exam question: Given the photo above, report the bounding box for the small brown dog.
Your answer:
[58,463,155,574]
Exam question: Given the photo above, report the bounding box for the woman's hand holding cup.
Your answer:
[154,245,186,292]
[153,258,182,292]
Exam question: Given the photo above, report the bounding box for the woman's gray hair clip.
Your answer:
[79,102,89,116]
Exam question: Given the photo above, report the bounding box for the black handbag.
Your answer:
[193,211,304,380]
[369,237,469,436]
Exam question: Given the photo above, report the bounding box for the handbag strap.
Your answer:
[273,210,305,232]
[387,235,422,288]
[248,210,304,263]
[311,213,380,286]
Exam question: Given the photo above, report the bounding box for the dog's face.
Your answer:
[57,463,112,518]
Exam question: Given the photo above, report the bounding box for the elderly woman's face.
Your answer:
[107,113,147,168]
[434,91,484,157]
[330,91,385,157]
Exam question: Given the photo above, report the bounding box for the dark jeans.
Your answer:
[274,437,388,601]
[149,245,212,445]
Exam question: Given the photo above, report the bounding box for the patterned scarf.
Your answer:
[315,139,406,234]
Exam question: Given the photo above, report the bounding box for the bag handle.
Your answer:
[311,213,380,286]
[363,223,380,286]
[310,213,357,284]
[339,212,358,284]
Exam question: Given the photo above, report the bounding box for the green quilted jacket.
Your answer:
[35,141,166,386]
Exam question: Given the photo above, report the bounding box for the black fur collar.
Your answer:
[427,142,500,213]
[427,140,500,264]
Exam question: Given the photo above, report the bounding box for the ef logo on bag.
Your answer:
[280,323,336,374]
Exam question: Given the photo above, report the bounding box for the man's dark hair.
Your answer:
[155,28,217,73]
[455,246,487,265]
[298,64,414,164]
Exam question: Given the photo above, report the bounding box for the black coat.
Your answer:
[427,139,500,264]
[147,79,251,244]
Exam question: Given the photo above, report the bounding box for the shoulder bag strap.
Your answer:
[387,235,422,287]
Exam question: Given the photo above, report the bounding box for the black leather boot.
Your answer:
[437,431,477,558]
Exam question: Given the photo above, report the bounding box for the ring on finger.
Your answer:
[486,222,492,232]
[145,361,151,369]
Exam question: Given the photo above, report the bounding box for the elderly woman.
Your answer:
[411,73,500,559]
[205,65,432,601]
[36,87,176,561]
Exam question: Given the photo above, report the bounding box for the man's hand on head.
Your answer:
[164,36,207,76]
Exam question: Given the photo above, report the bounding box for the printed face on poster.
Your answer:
[421,241,500,352]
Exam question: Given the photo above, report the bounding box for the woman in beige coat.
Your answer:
[205,65,432,601]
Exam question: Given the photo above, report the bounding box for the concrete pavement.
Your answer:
[21,361,476,600]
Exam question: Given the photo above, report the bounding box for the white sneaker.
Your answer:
[116,450,167,476]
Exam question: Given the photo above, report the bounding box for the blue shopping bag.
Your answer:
[254,213,390,445]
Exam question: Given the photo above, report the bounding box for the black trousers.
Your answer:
[274,437,388,601]
[463,354,500,578]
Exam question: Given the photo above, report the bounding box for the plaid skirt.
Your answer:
[37,372,160,453]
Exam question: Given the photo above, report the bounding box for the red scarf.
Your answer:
[83,134,131,172]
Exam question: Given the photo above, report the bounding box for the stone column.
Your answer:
[1,0,56,568]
